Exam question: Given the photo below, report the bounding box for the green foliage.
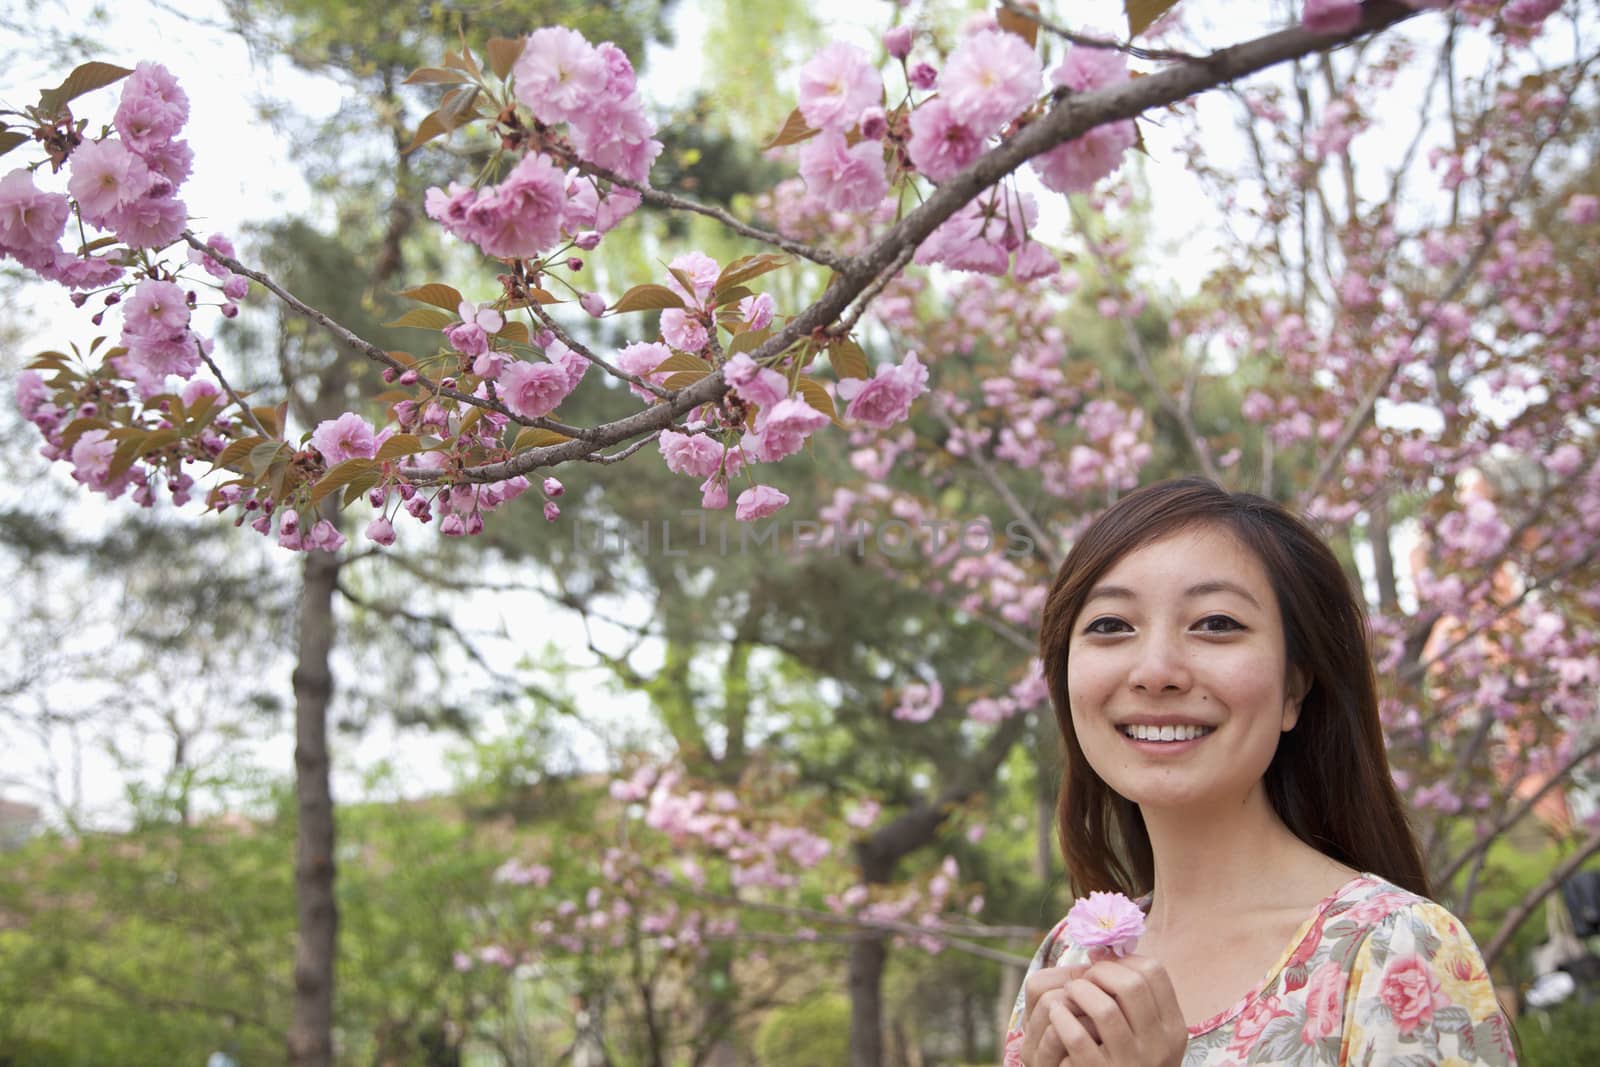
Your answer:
[753,993,851,1067]
[1516,996,1600,1067]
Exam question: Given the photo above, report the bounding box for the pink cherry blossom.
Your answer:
[797,42,881,133]
[664,251,720,308]
[109,194,187,249]
[365,516,396,545]
[1064,891,1145,958]
[858,106,888,141]
[1301,0,1363,33]
[660,308,708,352]
[799,130,888,212]
[0,169,69,256]
[542,477,563,498]
[735,484,789,521]
[67,138,150,225]
[739,292,774,330]
[839,351,929,429]
[513,27,608,125]
[759,395,830,441]
[580,291,606,317]
[659,429,726,479]
[115,62,188,148]
[892,680,942,722]
[699,474,729,510]
[499,359,576,419]
[1565,194,1599,226]
[1052,38,1129,93]
[937,29,1041,136]
[1031,120,1136,194]
[123,278,190,336]
[884,25,914,60]
[907,97,984,182]
[1011,241,1059,281]
[616,340,673,399]
[310,412,378,464]
[463,152,567,259]
[724,353,789,409]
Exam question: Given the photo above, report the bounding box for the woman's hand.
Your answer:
[1019,955,1188,1066]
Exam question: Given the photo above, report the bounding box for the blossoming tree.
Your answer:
[7,0,1600,1064]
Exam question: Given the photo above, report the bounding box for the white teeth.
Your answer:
[1121,723,1213,742]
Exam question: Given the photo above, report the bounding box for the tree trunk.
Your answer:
[1369,493,1399,613]
[848,927,888,1067]
[288,524,342,1067]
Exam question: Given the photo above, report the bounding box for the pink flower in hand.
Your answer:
[1064,891,1145,959]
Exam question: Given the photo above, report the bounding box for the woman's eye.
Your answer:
[1194,614,1243,633]
[1084,617,1131,635]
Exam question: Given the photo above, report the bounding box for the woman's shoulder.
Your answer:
[1323,873,1471,942]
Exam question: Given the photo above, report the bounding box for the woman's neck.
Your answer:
[1139,787,1354,939]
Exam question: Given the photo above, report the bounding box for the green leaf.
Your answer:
[404,111,450,155]
[828,337,870,380]
[106,434,148,480]
[251,404,284,438]
[512,427,572,450]
[398,283,464,310]
[384,307,455,330]
[797,378,841,426]
[249,440,289,479]
[498,320,531,345]
[611,284,685,314]
[486,37,524,81]
[211,435,267,471]
[649,352,710,375]
[0,129,28,158]
[663,370,708,390]
[38,61,133,116]
[310,458,379,508]
[141,428,179,453]
[726,328,772,358]
[343,471,383,508]
[714,253,790,298]
[26,351,72,372]
[374,434,425,461]
[764,107,819,149]
[1125,0,1179,37]
[404,67,469,86]
[438,86,481,129]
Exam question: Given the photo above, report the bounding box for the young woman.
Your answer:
[1005,478,1515,1066]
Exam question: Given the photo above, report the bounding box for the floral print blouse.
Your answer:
[1004,873,1517,1066]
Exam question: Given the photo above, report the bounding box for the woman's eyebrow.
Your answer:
[1083,580,1262,608]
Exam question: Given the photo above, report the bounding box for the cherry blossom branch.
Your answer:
[526,302,671,400]
[410,2,1428,487]
[659,880,1033,967]
[552,153,851,273]
[1067,199,1221,483]
[827,241,916,340]
[996,0,1204,64]
[1482,822,1600,967]
[179,231,586,439]
[577,432,659,465]
[927,395,1059,572]
[1437,736,1600,892]
[1302,52,1593,504]
[194,338,269,439]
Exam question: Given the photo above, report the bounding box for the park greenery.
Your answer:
[2,0,1599,1065]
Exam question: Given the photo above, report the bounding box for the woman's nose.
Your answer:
[1127,635,1192,693]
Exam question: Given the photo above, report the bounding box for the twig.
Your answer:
[195,337,270,439]
[1482,823,1600,967]
[1068,199,1220,483]
[179,231,587,439]
[927,396,1059,572]
[1302,53,1594,504]
[555,158,850,273]
[827,241,916,340]
[527,302,671,400]
[997,0,1205,64]
[580,433,659,465]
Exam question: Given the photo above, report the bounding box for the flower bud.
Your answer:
[221,301,239,318]
[382,367,398,383]
[567,257,583,271]
[365,516,396,546]
[884,24,914,60]
[542,476,564,498]
[104,292,121,306]
[399,370,419,385]
[70,292,88,308]
[859,106,888,141]
[909,62,937,90]
[575,230,602,251]
[543,500,561,522]
[580,291,606,317]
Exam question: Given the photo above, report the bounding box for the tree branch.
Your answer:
[1482,823,1600,967]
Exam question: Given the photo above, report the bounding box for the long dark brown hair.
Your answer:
[1038,477,1430,899]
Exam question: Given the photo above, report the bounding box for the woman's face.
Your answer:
[1066,523,1303,815]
